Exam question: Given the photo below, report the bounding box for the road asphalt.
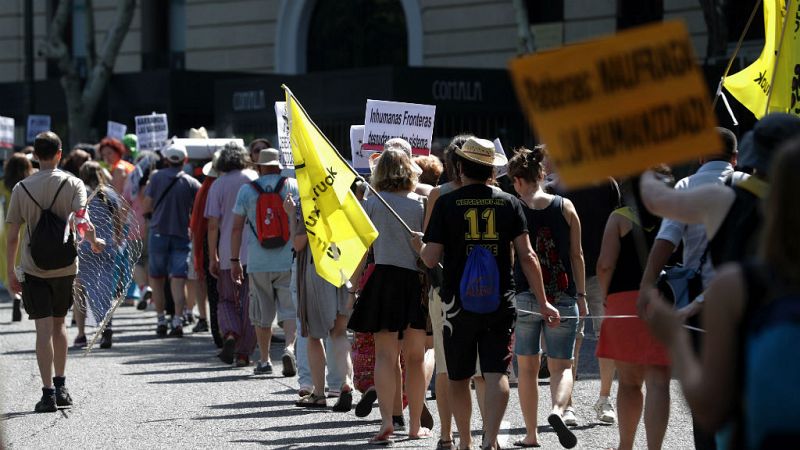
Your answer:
[0,299,694,449]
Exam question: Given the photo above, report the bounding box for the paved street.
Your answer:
[1,299,694,449]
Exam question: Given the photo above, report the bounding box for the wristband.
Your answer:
[577,292,587,298]
[230,258,240,262]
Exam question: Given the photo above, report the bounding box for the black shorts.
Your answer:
[21,273,75,320]
[442,301,516,381]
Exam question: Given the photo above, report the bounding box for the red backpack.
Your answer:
[247,178,290,249]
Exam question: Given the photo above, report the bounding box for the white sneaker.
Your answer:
[563,407,578,426]
[594,398,617,424]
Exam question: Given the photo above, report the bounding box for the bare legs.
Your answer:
[254,326,273,364]
[375,331,401,437]
[517,354,541,446]
[401,328,429,437]
[449,378,473,449]
[482,373,510,450]
[548,357,574,417]
[435,372,453,443]
[615,361,670,450]
[599,357,615,397]
[34,317,68,388]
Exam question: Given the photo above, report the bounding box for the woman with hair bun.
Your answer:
[507,145,586,449]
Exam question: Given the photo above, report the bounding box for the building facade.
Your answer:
[0,1,760,147]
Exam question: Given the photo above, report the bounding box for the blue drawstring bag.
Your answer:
[460,245,500,314]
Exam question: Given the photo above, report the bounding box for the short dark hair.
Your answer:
[455,153,493,181]
[34,131,62,160]
[249,138,272,153]
[715,127,738,161]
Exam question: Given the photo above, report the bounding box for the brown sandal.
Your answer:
[294,393,327,408]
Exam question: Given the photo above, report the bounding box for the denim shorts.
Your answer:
[514,291,579,359]
[148,232,190,278]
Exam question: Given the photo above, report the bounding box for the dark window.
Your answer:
[307,0,407,72]
[617,0,663,30]
[727,0,764,42]
[526,0,563,24]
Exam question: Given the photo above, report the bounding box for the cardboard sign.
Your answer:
[274,101,294,169]
[0,116,14,149]
[107,121,127,141]
[509,20,720,188]
[350,125,371,174]
[26,115,51,143]
[493,138,508,178]
[362,99,435,155]
[135,113,169,152]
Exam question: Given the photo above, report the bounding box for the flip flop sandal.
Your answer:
[295,393,327,408]
[332,389,353,412]
[436,439,454,449]
[548,413,577,449]
[409,427,433,439]
[512,440,541,448]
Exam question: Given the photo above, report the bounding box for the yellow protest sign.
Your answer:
[509,20,720,188]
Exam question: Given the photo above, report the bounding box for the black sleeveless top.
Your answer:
[708,178,766,267]
[515,195,576,300]
[608,207,658,295]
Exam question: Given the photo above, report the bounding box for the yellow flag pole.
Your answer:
[714,0,764,110]
[282,85,415,235]
[765,0,793,114]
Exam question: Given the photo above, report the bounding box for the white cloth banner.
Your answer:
[26,115,51,143]
[0,116,14,149]
[107,121,127,141]
[274,101,294,169]
[362,99,435,156]
[135,113,169,152]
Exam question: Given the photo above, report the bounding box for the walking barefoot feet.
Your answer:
[369,425,394,445]
[409,427,433,439]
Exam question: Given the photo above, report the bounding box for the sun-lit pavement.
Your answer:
[1,298,694,449]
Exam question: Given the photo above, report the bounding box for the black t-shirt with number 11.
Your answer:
[424,183,528,310]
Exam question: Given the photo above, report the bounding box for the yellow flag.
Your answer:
[723,0,800,118]
[284,86,379,287]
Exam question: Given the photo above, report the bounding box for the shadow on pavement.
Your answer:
[193,407,319,421]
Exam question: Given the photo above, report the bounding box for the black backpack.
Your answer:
[19,178,78,270]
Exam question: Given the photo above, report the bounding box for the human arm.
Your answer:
[230,214,245,285]
[642,264,744,431]
[640,170,734,238]
[596,213,623,300]
[513,233,560,326]
[111,167,126,193]
[207,217,220,278]
[5,223,21,295]
[563,199,587,317]
[422,186,440,231]
[282,194,308,252]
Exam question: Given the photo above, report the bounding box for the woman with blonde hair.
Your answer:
[349,139,430,444]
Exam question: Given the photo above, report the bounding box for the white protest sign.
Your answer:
[135,113,169,152]
[493,138,508,178]
[350,125,370,174]
[107,121,127,140]
[362,99,435,156]
[26,115,51,143]
[274,101,294,169]
[0,116,14,149]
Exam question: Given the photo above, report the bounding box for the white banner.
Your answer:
[494,138,508,178]
[362,99,435,155]
[0,116,14,149]
[135,113,169,152]
[274,101,294,169]
[350,125,371,174]
[107,121,127,141]
[26,115,51,143]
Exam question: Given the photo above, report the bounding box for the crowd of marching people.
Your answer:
[3,110,800,450]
